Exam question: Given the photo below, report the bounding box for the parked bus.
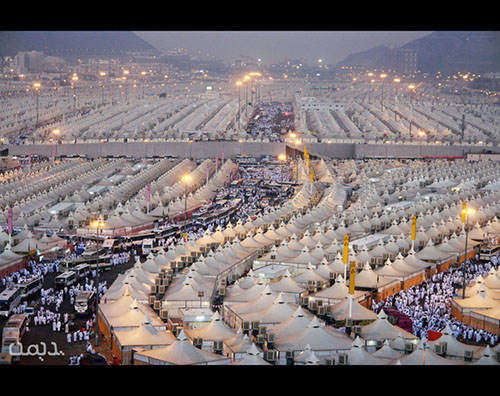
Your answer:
[73,264,90,279]
[54,271,77,288]
[142,239,154,256]
[479,243,500,261]
[16,277,43,299]
[0,287,22,317]
[1,314,27,359]
[74,290,96,316]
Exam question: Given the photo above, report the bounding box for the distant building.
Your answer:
[12,51,44,74]
[299,97,344,111]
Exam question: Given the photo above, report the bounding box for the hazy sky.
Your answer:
[134,31,432,66]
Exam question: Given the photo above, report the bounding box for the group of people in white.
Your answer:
[372,254,499,346]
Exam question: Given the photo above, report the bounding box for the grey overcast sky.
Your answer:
[134,31,432,66]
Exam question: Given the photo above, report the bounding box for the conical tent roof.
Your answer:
[360,309,417,341]
[230,343,271,365]
[347,336,384,365]
[185,311,237,341]
[428,324,482,359]
[274,316,353,352]
[397,337,459,365]
[371,339,404,361]
[134,329,231,365]
[114,315,176,347]
[266,306,315,339]
[269,269,306,294]
[330,296,378,322]
[240,293,299,325]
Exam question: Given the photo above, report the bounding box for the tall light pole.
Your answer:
[182,174,192,237]
[380,73,387,112]
[418,130,426,158]
[461,207,475,299]
[92,216,105,346]
[99,71,106,105]
[33,82,41,128]
[393,78,400,121]
[236,81,242,132]
[71,74,79,112]
[408,84,416,141]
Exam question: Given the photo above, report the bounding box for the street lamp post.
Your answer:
[182,174,192,234]
[33,82,41,128]
[380,73,387,112]
[92,216,105,346]
[462,207,475,299]
[394,78,400,121]
[408,84,416,141]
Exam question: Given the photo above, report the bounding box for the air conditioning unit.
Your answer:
[193,337,203,348]
[376,340,384,349]
[495,351,500,362]
[325,358,336,366]
[316,280,323,289]
[266,350,277,362]
[309,301,318,312]
[155,278,162,286]
[285,351,294,359]
[267,333,275,344]
[158,285,166,294]
[218,287,226,296]
[242,321,251,332]
[464,350,473,361]
[434,342,447,356]
[353,326,362,337]
[258,326,266,335]
[153,300,161,311]
[346,318,354,327]
[213,340,223,351]
[328,272,335,280]
[148,295,156,305]
[159,309,168,320]
[316,299,323,307]
[404,342,414,354]
[325,305,333,314]
[231,274,238,282]
[256,334,266,345]
[318,306,326,316]
[338,354,348,365]
[301,296,309,306]
[150,285,157,294]
[251,321,260,330]
[307,284,316,292]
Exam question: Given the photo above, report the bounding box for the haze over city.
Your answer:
[134,31,433,65]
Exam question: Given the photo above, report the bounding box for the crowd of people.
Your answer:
[372,254,500,346]
[246,102,294,142]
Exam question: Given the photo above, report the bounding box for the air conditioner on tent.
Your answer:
[213,340,223,351]
[231,274,238,282]
[309,301,318,312]
[325,358,336,366]
[218,287,226,296]
[266,350,277,362]
[150,285,157,294]
[160,309,168,320]
[256,334,266,345]
[325,305,333,314]
[464,350,473,361]
[495,351,500,362]
[376,340,384,349]
[338,354,348,365]
[329,272,335,280]
[193,337,203,348]
[158,285,166,294]
[153,300,162,311]
[346,318,354,327]
[318,306,326,316]
[258,326,266,335]
[252,321,260,330]
[148,295,156,305]
[353,326,362,337]
[404,342,414,354]
[242,321,251,332]
[435,342,447,356]
[316,299,323,307]
[301,296,309,306]
[267,333,275,344]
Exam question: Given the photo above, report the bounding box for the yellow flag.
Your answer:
[462,201,467,223]
[343,235,349,264]
[310,167,314,184]
[349,261,356,295]
[411,215,416,240]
